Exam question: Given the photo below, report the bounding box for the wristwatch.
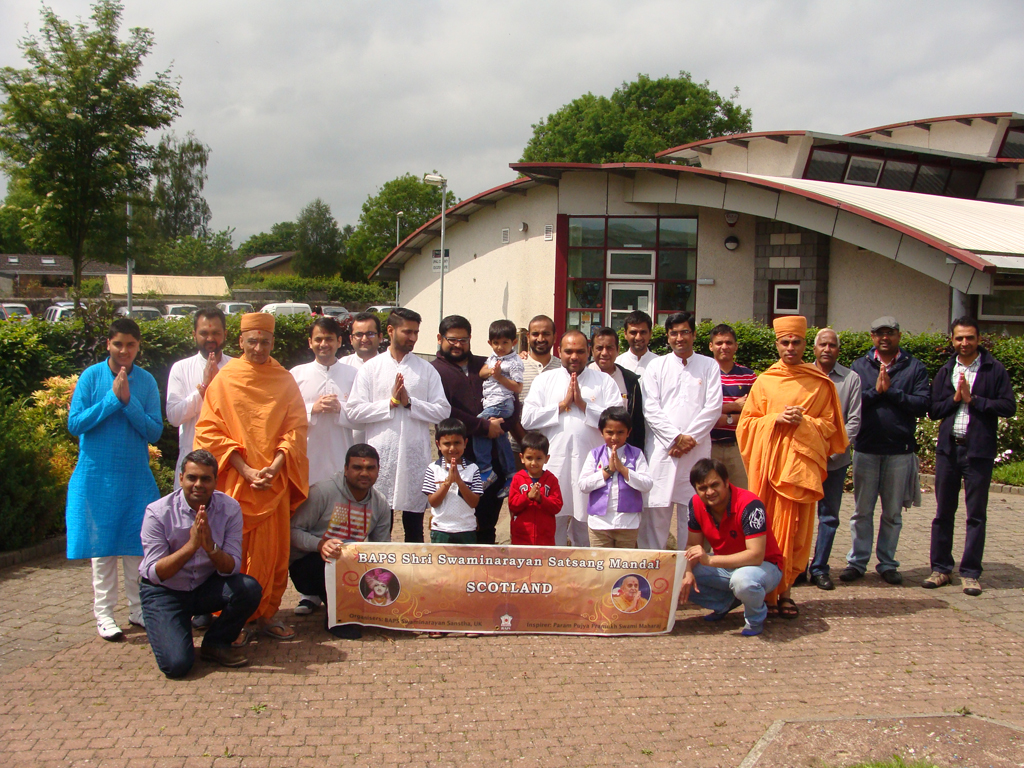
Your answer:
[726,414,734,425]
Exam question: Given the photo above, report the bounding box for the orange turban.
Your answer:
[773,315,806,339]
[240,312,276,333]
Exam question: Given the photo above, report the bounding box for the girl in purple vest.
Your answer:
[578,407,654,548]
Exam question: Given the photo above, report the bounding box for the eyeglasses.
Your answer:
[351,332,378,340]
[668,329,694,337]
[443,336,471,346]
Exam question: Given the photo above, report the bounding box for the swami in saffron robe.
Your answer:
[194,356,309,621]
[736,361,847,601]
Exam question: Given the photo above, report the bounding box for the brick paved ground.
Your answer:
[2,487,1024,768]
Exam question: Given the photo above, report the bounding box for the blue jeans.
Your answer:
[847,452,915,574]
[689,561,782,630]
[810,465,848,576]
[140,574,262,678]
[474,400,515,477]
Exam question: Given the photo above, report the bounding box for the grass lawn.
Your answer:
[992,460,1024,486]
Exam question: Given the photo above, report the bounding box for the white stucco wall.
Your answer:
[827,240,949,334]
[695,209,756,324]
[398,185,559,357]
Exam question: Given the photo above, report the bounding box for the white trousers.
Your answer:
[91,556,142,621]
[554,516,592,548]
[638,505,682,551]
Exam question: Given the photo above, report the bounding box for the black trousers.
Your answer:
[289,552,328,604]
[930,443,993,579]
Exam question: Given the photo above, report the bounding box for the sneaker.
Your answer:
[922,571,951,589]
[839,566,864,583]
[128,611,145,628]
[961,577,982,596]
[200,644,250,668]
[879,569,903,585]
[192,613,213,629]
[97,617,124,641]
[496,476,512,500]
[479,469,497,491]
[294,596,322,615]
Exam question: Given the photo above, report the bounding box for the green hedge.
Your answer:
[232,273,393,304]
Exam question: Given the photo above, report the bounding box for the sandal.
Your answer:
[232,625,256,648]
[259,620,297,640]
[766,603,779,618]
[777,597,799,619]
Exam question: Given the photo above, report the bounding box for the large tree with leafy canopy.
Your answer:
[521,72,752,164]
[0,0,181,288]
[293,198,343,277]
[344,173,457,282]
[238,220,299,257]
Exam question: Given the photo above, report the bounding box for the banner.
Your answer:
[326,543,685,635]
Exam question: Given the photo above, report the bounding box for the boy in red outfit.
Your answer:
[509,431,563,545]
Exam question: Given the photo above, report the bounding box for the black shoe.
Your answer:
[880,569,903,585]
[200,644,250,668]
[810,572,835,591]
[329,624,363,640]
[838,566,863,582]
[793,571,808,586]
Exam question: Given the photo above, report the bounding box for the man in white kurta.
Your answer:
[166,309,232,490]
[521,330,622,547]
[347,309,450,543]
[617,310,659,377]
[340,312,382,443]
[290,317,357,487]
[640,313,723,551]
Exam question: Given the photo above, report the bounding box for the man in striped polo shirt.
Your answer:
[709,324,757,489]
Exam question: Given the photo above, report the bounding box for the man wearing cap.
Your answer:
[736,315,847,618]
[842,316,930,586]
[195,312,309,643]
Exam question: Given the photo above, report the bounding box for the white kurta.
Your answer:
[346,351,450,512]
[641,352,723,508]
[290,360,358,487]
[617,349,659,376]
[166,351,233,489]
[521,367,623,522]
[340,353,375,370]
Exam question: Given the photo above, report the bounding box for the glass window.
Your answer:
[878,161,917,191]
[607,218,657,249]
[568,218,605,247]
[657,282,695,313]
[805,149,848,182]
[774,285,800,313]
[567,248,604,279]
[845,156,883,186]
[658,251,696,281]
[980,289,1024,320]
[1000,128,1024,159]
[609,286,652,312]
[566,280,603,309]
[913,165,951,195]
[659,218,697,248]
[608,250,654,278]
[945,169,982,198]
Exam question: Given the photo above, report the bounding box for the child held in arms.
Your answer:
[508,431,563,546]
[578,407,654,549]
[476,319,524,497]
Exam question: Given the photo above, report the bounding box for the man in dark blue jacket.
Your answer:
[924,317,1015,596]
[841,316,930,585]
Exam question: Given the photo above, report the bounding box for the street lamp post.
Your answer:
[422,174,447,326]
[395,211,404,304]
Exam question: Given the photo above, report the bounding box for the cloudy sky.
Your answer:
[2,0,1022,244]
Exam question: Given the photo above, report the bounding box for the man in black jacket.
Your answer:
[841,316,930,585]
[588,326,646,451]
[430,315,517,544]
[924,317,1015,596]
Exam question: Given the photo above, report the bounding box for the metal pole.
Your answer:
[126,202,133,313]
[395,212,403,305]
[438,181,446,327]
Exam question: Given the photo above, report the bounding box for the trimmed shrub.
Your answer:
[232,273,392,304]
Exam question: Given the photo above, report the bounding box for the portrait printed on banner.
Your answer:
[611,573,650,614]
[359,568,401,607]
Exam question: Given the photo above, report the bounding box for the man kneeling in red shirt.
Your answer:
[508,431,563,545]
[680,458,784,636]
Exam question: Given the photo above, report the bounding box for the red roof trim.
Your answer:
[846,112,1015,137]
[654,131,806,158]
[369,176,535,279]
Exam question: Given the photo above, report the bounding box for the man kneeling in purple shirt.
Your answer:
[139,450,262,677]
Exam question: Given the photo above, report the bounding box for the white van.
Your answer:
[260,302,312,317]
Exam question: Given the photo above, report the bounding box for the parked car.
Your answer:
[321,305,353,330]
[1,302,32,322]
[365,305,399,315]
[163,304,198,320]
[261,302,313,317]
[216,301,254,315]
[44,302,76,322]
[115,306,163,322]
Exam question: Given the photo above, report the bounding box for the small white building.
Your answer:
[371,112,1024,356]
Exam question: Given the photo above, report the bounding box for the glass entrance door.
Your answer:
[607,283,654,331]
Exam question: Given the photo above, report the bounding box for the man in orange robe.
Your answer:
[195,313,309,642]
[736,316,847,619]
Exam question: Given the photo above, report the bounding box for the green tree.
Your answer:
[293,198,342,277]
[151,131,211,240]
[139,228,243,280]
[0,0,180,288]
[521,72,752,163]
[344,173,457,282]
[237,220,299,256]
